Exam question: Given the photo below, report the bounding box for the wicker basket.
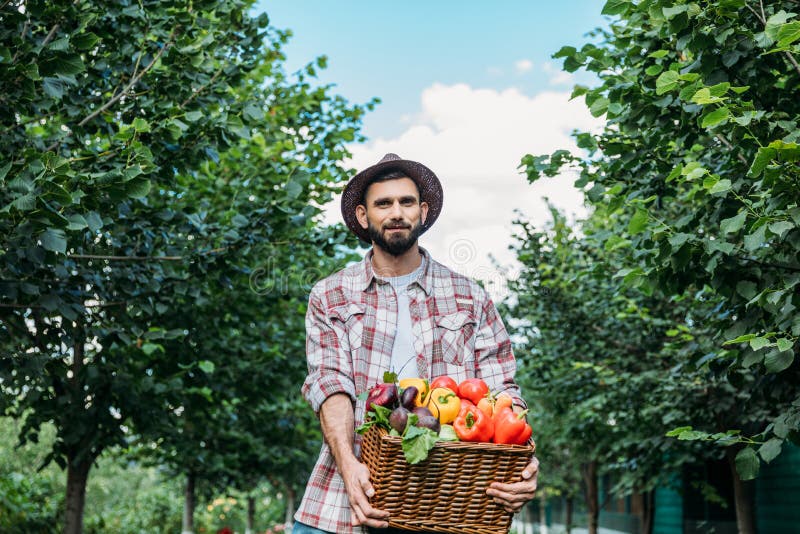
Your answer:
[360,426,536,534]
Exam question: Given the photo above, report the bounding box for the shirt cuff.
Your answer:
[307,372,357,413]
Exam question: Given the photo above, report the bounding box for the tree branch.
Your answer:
[77,31,175,128]
[744,3,765,25]
[40,23,60,49]
[10,17,30,63]
[715,134,750,166]
[783,51,800,78]
[736,256,800,273]
[746,2,800,78]
[180,66,224,108]
[67,247,230,261]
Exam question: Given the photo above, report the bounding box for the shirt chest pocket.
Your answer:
[329,303,366,352]
[435,311,477,366]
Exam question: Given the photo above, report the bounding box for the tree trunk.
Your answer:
[581,461,599,534]
[641,490,655,534]
[565,495,574,534]
[245,495,255,534]
[64,457,91,534]
[182,472,196,534]
[727,449,757,534]
[284,485,296,528]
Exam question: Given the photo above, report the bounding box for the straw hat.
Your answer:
[340,153,443,243]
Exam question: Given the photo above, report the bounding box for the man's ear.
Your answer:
[355,204,368,230]
[420,201,429,225]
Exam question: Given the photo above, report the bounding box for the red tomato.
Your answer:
[458,378,489,405]
[430,376,458,394]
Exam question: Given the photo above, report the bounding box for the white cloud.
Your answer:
[327,83,602,300]
[542,61,575,86]
[514,59,534,73]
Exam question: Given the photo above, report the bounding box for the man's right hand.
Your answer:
[340,456,390,528]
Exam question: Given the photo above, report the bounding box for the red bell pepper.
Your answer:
[453,402,494,442]
[493,407,533,445]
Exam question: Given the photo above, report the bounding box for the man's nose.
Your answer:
[388,200,403,217]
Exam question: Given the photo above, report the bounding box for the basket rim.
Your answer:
[370,426,536,454]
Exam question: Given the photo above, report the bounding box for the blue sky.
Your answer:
[252,1,610,296]
[256,1,607,139]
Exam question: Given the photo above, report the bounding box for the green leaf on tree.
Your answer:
[758,438,783,463]
[40,228,67,253]
[764,348,794,373]
[735,447,760,480]
[720,211,747,234]
[628,209,648,234]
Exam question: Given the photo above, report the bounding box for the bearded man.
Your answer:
[293,154,539,533]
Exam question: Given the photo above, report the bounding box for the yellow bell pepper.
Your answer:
[426,387,461,424]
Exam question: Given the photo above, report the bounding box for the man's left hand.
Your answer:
[486,456,539,514]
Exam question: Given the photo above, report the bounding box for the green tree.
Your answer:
[0,2,371,532]
[519,1,800,532]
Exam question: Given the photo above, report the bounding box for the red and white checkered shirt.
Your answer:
[295,247,525,533]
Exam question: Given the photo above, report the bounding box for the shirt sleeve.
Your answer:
[472,288,527,410]
[301,283,357,413]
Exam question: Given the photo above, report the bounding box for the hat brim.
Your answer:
[341,158,443,243]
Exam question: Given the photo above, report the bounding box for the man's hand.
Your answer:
[486,456,539,514]
[340,456,390,528]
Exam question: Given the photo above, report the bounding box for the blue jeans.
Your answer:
[291,522,334,534]
[292,521,437,534]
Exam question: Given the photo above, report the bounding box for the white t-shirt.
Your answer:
[385,262,425,380]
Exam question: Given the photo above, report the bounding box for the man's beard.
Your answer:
[367,219,423,256]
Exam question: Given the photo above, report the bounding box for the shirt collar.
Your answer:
[361,246,433,296]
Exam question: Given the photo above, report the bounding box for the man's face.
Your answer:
[356,177,429,257]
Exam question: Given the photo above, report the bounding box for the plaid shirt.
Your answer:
[295,247,525,533]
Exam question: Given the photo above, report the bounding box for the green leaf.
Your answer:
[628,209,649,234]
[721,211,747,234]
[72,32,100,50]
[663,5,689,19]
[743,224,767,252]
[54,54,85,75]
[602,0,630,16]
[708,178,731,194]
[589,97,610,117]
[748,147,776,177]
[765,11,794,41]
[749,336,771,351]
[0,161,10,182]
[735,447,760,480]
[40,228,67,253]
[775,338,794,352]
[648,50,670,59]
[656,70,679,95]
[724,333,757,345]
[668,233,691,248]
[141,342,164,356]
[126,178,151,199]
[777,21,800,47]
[42,77,65,99]
[66,214,88,230]
[666,426,693,437]
[735,281,758,300]
[85,211,103,232]
[759,438,783,463]
[769,220,795,237]
[765,348,794,373]
[401,425,440,464]
[132,117,151,132]
[701,107,730,128]
[198,360,215,374]
[645,64,663,76]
